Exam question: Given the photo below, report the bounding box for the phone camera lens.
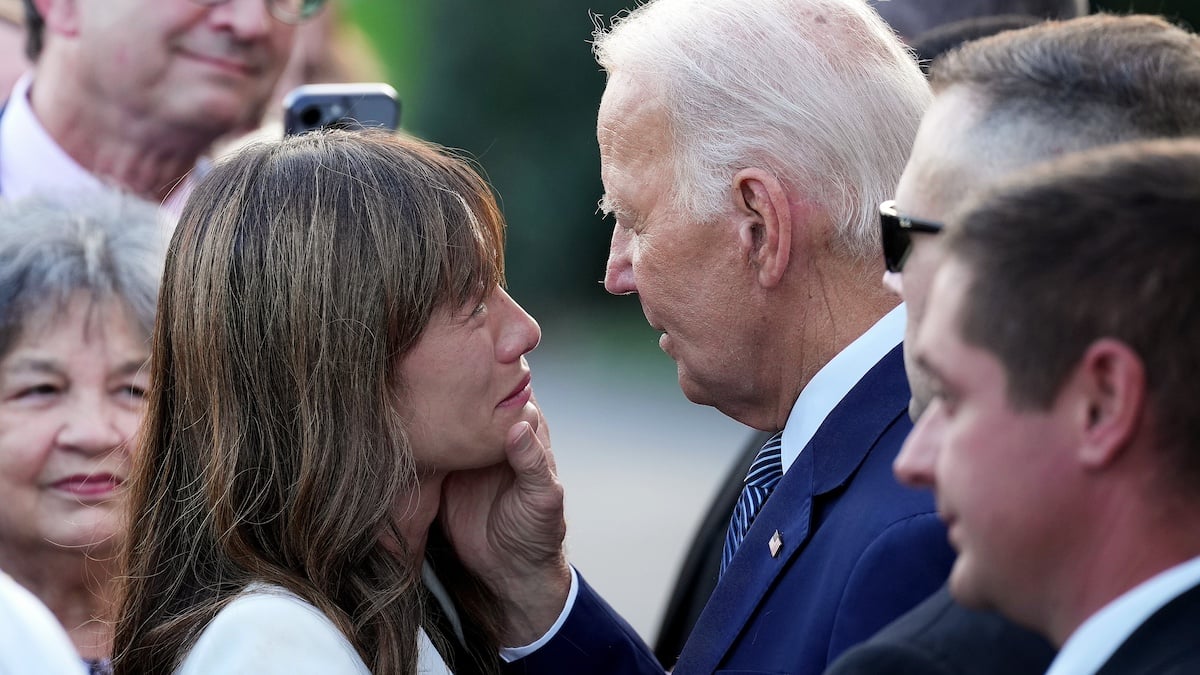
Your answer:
[299,105,323,128]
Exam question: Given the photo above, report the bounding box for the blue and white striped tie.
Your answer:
[721,431,784,577]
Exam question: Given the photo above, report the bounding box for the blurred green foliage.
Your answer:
[342,0,639,328]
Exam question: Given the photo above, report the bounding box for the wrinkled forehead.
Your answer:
[3,292,144,361]
[598,73,672,168]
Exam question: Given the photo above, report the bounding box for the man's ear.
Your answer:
[732,167,791,288]
[1069,338,1146,470]
[34,0,81,37]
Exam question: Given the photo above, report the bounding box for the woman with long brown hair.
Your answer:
[113,129,543,674]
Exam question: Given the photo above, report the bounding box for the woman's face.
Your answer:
[0,295,149,555]
[398,286,541,473]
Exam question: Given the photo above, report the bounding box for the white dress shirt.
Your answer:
[0,74,106,201]
[1046,554,1200,675]
[0,74,204,215]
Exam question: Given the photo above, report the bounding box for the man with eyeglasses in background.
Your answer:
[825,13,1200,675]
[2,0,322,211]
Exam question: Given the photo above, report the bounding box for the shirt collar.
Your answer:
[780,303,906,472]
[1046,554,1200,675]
[0,73,108,200]
[0,73,204,214]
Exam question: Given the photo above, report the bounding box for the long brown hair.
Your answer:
[114,130,506,673]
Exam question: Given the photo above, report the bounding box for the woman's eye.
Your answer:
[120,385,148,400]
[16,383,59,399]
[471,301,487,317]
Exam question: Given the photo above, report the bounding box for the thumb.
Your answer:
[505,421,556,491]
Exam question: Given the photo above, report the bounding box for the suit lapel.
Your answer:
[674,346,910,673]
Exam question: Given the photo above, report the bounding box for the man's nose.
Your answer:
[604,226,636,295]
[893,403,942,489]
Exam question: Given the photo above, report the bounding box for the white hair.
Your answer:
[593,0,931,259]
[0,192,168,357]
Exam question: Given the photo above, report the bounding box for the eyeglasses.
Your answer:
[879,200,944,274]
[189,0,327,24]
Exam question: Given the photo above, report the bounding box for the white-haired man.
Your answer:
[441,1,954,673]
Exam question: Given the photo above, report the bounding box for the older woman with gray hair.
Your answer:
[0,194,166,675]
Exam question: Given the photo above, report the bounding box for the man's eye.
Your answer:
[931,389,957,414]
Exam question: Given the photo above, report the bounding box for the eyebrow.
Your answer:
[914,351,947,388]
[597,193,617,217]
[113,358,151,378]
[2,356,149,378]
[2,358,62,377]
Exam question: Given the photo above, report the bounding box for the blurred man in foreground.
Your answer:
[897,138,1200,674]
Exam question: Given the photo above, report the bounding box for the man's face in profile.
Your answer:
[892,258,1074,617]
[598,73,760,414]
[886,85,989,420]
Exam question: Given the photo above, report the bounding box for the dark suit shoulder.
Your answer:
[823,640,958,675]
[1097,581,1200,675]
[826,587,1055,675]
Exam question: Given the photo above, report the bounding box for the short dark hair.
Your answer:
[22,0,41,61]
[931,14,1200,145]
[946,139,1200,483]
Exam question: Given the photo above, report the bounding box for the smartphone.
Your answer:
[282,83,401,136]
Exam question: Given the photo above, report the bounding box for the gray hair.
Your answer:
[931,14,1200,164]
[869,0,1089,41]
[0,193,168,358]
[593,0,931,260]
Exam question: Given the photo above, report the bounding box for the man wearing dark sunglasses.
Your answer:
[879,13,1200,423]
[1,0,323,211]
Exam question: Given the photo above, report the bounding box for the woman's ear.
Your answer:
[1070,338,1147,470]
[732,167,791,288]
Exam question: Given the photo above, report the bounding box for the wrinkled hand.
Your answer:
[440,403,571,645]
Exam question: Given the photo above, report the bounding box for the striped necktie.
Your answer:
[721,431,784,577]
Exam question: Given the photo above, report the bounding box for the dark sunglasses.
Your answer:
[879,200,944,273]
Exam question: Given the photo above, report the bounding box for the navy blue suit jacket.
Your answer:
[503,345,955,675]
